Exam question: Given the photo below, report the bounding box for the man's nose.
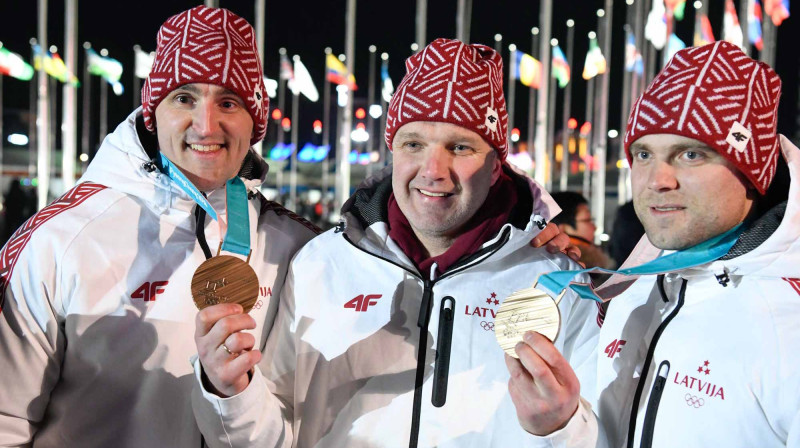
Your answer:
[191,101,220,136]
[647,161,679,191]
[420,146,450,181]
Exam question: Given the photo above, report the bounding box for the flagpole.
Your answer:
[49,55,58,181]
[693,0,709,45]
[290,56,300,209]
[456,0,472,43]
[81,42,91,169]
[582,74,593,199]
[98,49,109,157]
[62,0,78,190]
[546,39,557,191]
[380,52,390,167]
[591,0,614,242]
[132,46,142,111]
[29,40,38,179]
[534,0,553,185]
[36,0,52,210]
[254,0,265,158]
[322,47,332,204]
[335,0,355,211]
[366,45,377,179]
[416,0,427,47]
[760,15,777,67]
[0,70,4,204]
[507,45,517,148]
[526,27,539,165]
[633,0,645,100]
[276,47,287,199]
[739,0,751,55]
[619,21,634,206]
[559,20,575,192]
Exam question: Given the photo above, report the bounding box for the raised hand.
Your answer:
[194,303,262,397]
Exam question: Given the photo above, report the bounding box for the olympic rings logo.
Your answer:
[684,393,705,408]
[480,321,494,331]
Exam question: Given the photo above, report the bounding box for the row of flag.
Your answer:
[0,43,136,96]
[511,34,606,90]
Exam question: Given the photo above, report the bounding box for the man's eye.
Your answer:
[633,150,649,160]
[453,145,473,153]
[221,100,241,109]
[174,94,192,104]
[683,150,703,161]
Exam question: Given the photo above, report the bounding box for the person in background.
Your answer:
[551,191,614,270]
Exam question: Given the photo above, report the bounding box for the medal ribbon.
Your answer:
[158,154,250,256]
[538,223,745,303]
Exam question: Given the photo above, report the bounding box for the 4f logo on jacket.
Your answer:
[344,294,382,312]
[131,281,169,302]
[604,339,626,358]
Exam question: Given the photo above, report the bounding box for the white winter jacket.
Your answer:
[543,136,800,448]
[0,109,317,447]
[192,164,603,447]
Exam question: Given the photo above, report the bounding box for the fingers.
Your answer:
[531,222,558,248]
[566,246,584,265]
[518,332,579,391]
[195,303,244,338]
[545,232,571,254]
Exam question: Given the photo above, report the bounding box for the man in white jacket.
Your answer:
[517,41,800,447]
[192,38,601,447]
[0,6,317,447]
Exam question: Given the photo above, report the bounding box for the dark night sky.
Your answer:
[1,0,798,153]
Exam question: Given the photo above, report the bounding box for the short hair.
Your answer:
[550,192,589,229]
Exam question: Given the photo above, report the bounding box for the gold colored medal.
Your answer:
[495,285,564,358]
[191,252,259,313]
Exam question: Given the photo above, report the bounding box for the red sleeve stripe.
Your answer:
[783,278,800,296]
[0,182,107,313]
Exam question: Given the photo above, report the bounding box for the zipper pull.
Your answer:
[432,296,455,407]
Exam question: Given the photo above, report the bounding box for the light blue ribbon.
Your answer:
[158,154,250,256]
[538,223,745,302]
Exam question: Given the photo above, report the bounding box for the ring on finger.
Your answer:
[220,344,234,355]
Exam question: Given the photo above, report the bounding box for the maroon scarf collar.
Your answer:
[388,170,517,277]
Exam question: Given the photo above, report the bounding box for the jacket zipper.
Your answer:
[626,275,688,448]
[342,228,512,448]
[432,296,455,407]
[639,361,670,448]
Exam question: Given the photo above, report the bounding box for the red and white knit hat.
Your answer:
[141,6,268,145]
[624,41,781,194]
[384,38,508,161]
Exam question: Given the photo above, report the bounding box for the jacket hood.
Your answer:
[704,135,800,278]
[80,108,269,213]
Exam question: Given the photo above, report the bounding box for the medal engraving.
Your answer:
[495,286,562,358]
[191,255,259,313]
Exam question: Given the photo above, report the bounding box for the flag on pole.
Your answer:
[764,0,790,25]
[279,53,294,80]
[645,0,668,50]
[263,76,278,98]
[723,0,745,48]
[0,46,34,81]
[551,45,570,88]
[86,47,124,96]
[33,44,79,86]
[582,36,607,80]
[512,51,542,88]
[289,58,319,102]
[694,13,716,46]
[326,53,357,90]
[624,32,645,75]
[665,34,686,61]
[381,58,394,102]
[749,0,764,50]
[666,0,687,20]
[134,47,155,79]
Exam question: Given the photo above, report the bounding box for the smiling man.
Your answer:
[0,6,316,447]
[191,38,600,447]
[517,41,800,447]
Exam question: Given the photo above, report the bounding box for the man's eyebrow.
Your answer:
[173,85,201,94]
[394,131,424,140]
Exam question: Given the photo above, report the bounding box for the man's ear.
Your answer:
[490,156,502,185]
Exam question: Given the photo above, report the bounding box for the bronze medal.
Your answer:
[191,255,259,313]
[495,286,563,358]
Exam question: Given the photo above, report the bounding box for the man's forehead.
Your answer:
[174,83,241,98]
[394,121,485,142]
[630,133,715,152]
